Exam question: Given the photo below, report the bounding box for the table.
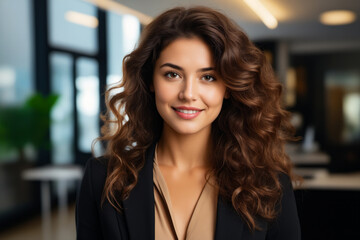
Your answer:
[294,167,360,190]
[22,165,83,240]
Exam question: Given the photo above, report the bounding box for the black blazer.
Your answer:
[76,144,301,240]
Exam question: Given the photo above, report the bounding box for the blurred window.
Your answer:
[0,0,34,106]
[76,57,100,153]
[49,0,98,54]
[107,13,140,86]
[50,53,75,164]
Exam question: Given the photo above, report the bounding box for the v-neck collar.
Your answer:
[153,158,211,239]
[119,143,247,240]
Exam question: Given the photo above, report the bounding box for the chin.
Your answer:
[168,123,211,136]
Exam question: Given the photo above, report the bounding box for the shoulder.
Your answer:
[265,172,301,239]
[277,172,298,207]
[76,157,111,239]
[278,172,293,191]
[275,172,297,213]
[83,157,108,181]
[84,157,108,175]
[80,157,109,202]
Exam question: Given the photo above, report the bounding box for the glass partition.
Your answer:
[50,52,75,164]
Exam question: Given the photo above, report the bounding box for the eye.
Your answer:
[164,71,180,79]
[201,74,216,82]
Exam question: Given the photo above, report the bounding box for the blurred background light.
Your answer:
[65,10,98,28]
[320,10,356,26]
[84,0,152,25]
[243,0,278,29]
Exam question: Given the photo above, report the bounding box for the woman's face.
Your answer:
[152,37,227,136]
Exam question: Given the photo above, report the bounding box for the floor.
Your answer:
[0,204,76,240]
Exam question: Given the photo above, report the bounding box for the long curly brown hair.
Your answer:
[99,6,296,231]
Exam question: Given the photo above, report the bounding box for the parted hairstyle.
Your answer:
[99,6,296,231]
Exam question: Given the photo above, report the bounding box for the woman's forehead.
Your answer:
[155,37,215,69]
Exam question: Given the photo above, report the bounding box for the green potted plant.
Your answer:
[0,93,59,162]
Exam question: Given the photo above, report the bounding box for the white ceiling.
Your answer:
[114,0,360,41]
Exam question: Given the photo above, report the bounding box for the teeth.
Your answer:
[176,109,199,114]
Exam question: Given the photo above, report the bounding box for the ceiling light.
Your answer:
[83,0,153,25]
[243,0,278,29]
[320,10,356,26]
[65,11,99,28]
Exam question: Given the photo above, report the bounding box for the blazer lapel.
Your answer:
[122,144,156,240]
[215,196,245,240]
[120,143,248,240]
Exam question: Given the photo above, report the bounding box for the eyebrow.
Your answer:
[159,63,215,72]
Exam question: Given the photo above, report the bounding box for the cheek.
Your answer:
[202,87,226,107]
[154,82,175,104]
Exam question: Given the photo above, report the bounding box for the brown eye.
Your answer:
[201,74,216,82]
[165,72,180,79]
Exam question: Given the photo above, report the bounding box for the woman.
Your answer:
[76,6,301,240]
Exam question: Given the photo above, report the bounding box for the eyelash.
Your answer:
[163,71,217,82]
[164,71,181,79]
[201,74,216,82]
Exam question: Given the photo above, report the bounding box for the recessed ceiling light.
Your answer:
[320,10,356,26]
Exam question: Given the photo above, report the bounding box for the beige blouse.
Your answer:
[153,159,218,240]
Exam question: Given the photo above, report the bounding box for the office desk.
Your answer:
[22,165,83,240]
[294,168,360,190]
[293,168,360,240]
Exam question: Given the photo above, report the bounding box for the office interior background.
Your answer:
[0,0,359,239]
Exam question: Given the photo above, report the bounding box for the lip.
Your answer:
[172,106,203,120]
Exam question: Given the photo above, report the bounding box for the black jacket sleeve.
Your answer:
[76,158,106,240]
[266,174,301,240]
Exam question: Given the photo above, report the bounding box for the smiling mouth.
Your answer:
[174,108,201,114]
[172,107,203,120]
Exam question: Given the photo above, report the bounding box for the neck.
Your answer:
[157,124,213,170]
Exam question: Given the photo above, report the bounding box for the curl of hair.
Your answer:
[98,6,297,231]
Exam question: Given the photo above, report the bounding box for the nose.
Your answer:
[179,77,198,101]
